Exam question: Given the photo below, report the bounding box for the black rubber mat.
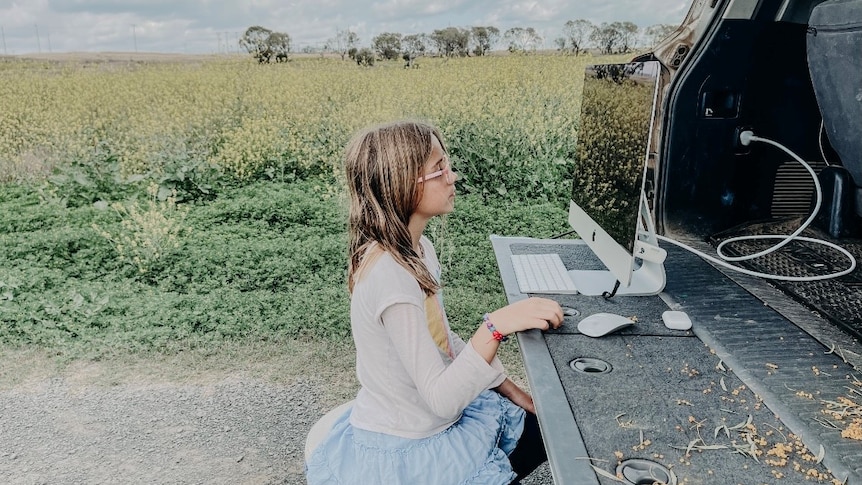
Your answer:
[711,219,862,342]
[663,244,862,482]
[511,240,862,483]
[546,334,824,484]
[545,292,693,338]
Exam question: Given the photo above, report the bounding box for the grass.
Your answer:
[0,176,570,365]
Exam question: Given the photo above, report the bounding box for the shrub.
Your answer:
[93,183,189,274]
[39,143,145,208]
[354,48,376,66]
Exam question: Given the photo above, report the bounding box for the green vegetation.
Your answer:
[0,54,617,360]
[0,177,568,359]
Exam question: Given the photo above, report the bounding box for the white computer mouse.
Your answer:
[662,310,692,330]
[577,313,634,338]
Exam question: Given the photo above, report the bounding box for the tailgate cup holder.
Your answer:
[569,357,612,374]
[562,306,580,318]
[616,458,677,485]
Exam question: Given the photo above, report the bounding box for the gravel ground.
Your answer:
[0,346,551,484]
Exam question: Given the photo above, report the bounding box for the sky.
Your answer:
[0,0,690,55]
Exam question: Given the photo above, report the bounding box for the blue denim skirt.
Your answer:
[306,390,525,484]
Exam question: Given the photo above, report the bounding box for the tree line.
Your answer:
[239,20,678,65]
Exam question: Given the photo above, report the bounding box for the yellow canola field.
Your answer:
[0,54,618,187]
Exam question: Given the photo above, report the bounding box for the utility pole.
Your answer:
[132,24,138,52]
[1,26,7,55]
[35,24,41,53]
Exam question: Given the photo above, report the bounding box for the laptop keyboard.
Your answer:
[510,253,579,294]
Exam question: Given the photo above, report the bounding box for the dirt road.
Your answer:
[0,343,354,485]
[0,343,549,484]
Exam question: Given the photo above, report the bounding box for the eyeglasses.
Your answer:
[417,158,456,184]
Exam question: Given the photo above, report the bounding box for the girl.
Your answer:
[306,120,563,484]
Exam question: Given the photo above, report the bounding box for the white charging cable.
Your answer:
[656,130,856,282]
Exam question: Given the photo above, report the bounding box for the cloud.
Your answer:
[47,0,188,16]
[0,0,689,54]
[370,0,470,18]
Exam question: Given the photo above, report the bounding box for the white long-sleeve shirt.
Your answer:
[349,236,506,439]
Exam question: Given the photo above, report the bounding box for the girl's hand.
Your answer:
[488,297,563,337]
[495,378,536,414]
[470,297,562,364]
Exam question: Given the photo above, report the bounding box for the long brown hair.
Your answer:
[345,120,446,295]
